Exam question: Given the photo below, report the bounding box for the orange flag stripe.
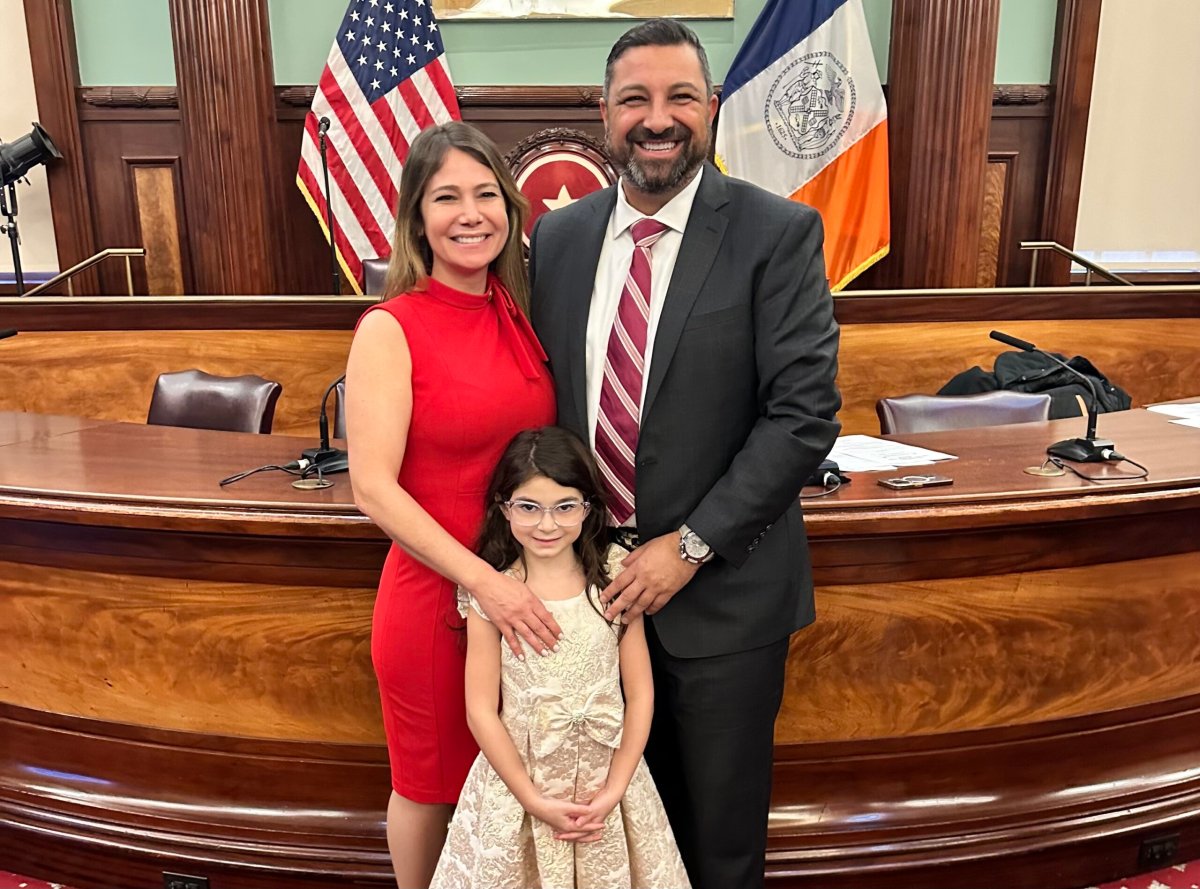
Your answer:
[790,121,891,292]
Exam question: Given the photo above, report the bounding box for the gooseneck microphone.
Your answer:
[301,373,348,475]
[0,329,16,341]
[315,116,341,297]
[989,330,1121,462]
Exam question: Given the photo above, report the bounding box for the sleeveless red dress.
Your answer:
[361,274,555,803]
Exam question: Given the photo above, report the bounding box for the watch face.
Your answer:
[683,533,709,558]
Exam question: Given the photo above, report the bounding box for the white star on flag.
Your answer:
[542,185,577,212]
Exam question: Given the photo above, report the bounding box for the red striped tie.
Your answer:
[595,218,669,525]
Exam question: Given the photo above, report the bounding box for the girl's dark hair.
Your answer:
[477,426,615,622]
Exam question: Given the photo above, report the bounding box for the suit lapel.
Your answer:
[643,167,729,420]
[566,187,617,435]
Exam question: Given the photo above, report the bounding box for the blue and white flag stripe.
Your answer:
[722,0,850,102]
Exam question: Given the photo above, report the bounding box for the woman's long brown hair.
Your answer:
[382,121,530,311]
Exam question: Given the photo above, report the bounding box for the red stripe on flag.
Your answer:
[369,95,410,173]
[302,114,392,257]
[396,78,435,131]
[318,68,398,211]
[424,59,462,120]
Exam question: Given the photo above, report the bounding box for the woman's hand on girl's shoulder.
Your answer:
[471,570,563,660]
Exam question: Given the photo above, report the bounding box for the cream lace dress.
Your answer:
[430,547,691,889]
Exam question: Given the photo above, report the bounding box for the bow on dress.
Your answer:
[522,680,624,759]
[488,274,548,381]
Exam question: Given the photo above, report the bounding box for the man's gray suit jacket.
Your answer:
[529,164,841,659]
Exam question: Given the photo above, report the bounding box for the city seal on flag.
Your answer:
[764,51,856,160]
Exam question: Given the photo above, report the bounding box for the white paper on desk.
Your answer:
[1170,417,1200,429]
[829,435,958,473]
[1147,403,1200,420]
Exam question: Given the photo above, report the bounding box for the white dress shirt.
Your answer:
[585,167,705,526]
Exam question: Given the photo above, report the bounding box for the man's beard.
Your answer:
[607,123,710,195]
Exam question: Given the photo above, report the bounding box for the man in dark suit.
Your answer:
[529,18,841,888]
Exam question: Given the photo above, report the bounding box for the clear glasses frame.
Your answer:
[501,498,591,527]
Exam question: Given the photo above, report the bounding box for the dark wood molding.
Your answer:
[993,84,1052,105]
[78,85,180,108]
[167,0,282,294]
[832,285,1200,323]
[84,83,1051,112]
[1038,0,1104,285]
[20,0,99,293]
[3,286,1199,332]
[884,0,1003,288]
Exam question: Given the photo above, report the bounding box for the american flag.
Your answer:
[297,0,460,293]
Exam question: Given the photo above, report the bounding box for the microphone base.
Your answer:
[301,446,349,475]
[1046,438,1118,463]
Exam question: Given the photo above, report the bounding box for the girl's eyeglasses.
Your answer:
[501,499,591,527]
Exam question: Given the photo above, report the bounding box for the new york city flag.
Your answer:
[715,0,889,290]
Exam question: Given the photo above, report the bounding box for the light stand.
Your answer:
[0,181,23,295]
[317,116,341,296]
[1,123,62,296]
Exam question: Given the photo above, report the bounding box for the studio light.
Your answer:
[2,122,62,294]
[0,123,61,188]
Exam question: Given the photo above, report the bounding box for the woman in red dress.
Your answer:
[345,122,559,888]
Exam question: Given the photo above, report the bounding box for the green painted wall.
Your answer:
[73,0,1054,88]
[75,0,175,85]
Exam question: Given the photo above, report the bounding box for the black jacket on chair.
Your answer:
[939,351,1132,419]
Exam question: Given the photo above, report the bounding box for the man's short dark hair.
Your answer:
[603,18,714,99]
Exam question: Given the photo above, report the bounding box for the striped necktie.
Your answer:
[595,217,669,525]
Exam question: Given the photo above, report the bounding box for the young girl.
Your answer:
[431,427,691,889]
[345,121,557,887]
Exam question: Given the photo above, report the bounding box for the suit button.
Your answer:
[636,457,657,467]
[748,543,757,552]
[764,523,774,532]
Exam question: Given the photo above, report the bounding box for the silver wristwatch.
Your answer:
[678,524,714,565]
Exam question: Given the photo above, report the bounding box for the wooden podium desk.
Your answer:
[1,409,1199,889]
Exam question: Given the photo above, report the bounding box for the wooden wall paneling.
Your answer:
[169,0,283,295]
[0,329,353,435]
[1039,0,1104,285]
[78,109,183,296]
[884,0,1002,288]
[129,160,186,295]
[976,153,1013,287]
[779,550,1200,744]
[21,0,99,292]
[0,559,382,742]
[987,103,1054,286]
[83,84,1057,294]
[834,317,1200,434]
[3,307,1198,438]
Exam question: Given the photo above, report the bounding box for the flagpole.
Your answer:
[317,116,341,296]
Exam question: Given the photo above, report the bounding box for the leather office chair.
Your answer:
[147,369,283,434]
[876,391,1053,435]
[333,379,346,440]
[363,258,390,296]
